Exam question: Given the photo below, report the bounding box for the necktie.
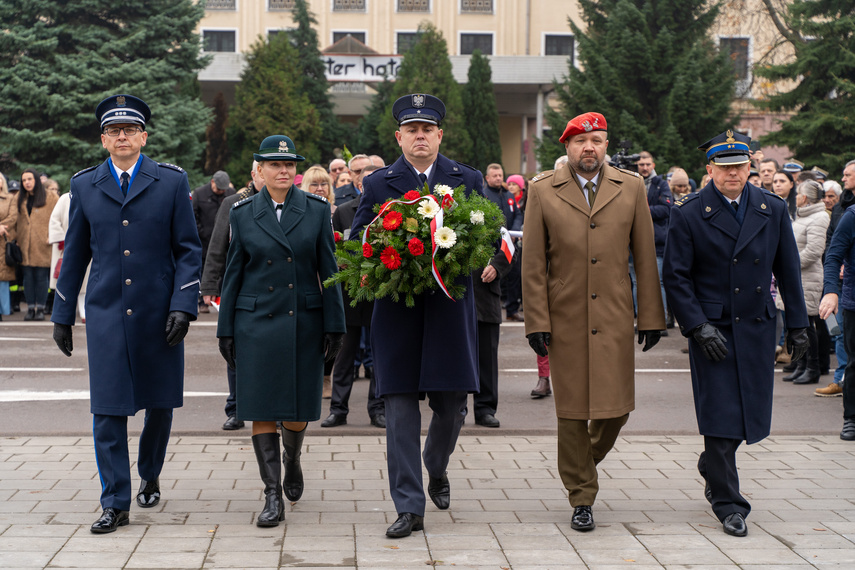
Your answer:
[418,172,427,187]
[120,172,129,197]
[731,200,738,212]
[585,181,596,207]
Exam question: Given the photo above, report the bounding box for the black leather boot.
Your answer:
[34,306,45,321]
[279,424,306,502]
[793,360,821,384]
[783,358,805,381]
[251,433,284,527]
[24,307,35,321]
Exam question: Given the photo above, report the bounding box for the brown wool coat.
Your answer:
[0,191,19,281]
[522,163,665,420]
[16,191,59,268]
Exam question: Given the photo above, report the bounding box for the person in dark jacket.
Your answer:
[664,130,809,538]
[483,163,524,321]
[51,94,203,534]
[200,162,262,431]
[350,94,482,539]
[217,135,345,528]
[193,170,234,312]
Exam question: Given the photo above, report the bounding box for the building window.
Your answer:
[268,0,295,10]
[719,37,750,82]
[206,0,236,9]
[333,0,366,11]
[460,33,492,55]
[461,0,493,14]
[545,34,574,60]
[397,32,421,53]
[397,0,429,11]
[333,31,367,44]
[202,30,236,52]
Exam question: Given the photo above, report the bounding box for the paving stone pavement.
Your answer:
[0,434,854,569]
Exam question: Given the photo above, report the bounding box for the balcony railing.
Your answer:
[206,0,236,9]
[398,0,429,11]
[333,0,366,11]
[268,0,295,10]
[461,0,493,14]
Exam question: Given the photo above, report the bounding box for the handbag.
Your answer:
[4,238,22,267]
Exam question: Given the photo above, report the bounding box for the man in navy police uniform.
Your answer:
[52,94,202,534]
[351,93,482,538]
[663,130,808,537]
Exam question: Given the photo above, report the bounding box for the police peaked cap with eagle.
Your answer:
[392,94,446,127]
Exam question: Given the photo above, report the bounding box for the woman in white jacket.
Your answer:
[48,191,89,322]
[781,180,829,384]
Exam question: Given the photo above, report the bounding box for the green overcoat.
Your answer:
[217,187,345,421]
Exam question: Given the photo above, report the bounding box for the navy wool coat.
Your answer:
[52,155,202,415]
[217,187,345,422]
[351,153,482,396]
[663,182,808,444]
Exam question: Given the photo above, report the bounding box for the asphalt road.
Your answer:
[0,310,845,437]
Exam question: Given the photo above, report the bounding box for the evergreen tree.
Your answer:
[355,79,395,157]
[377,23,472,164]
[226,33,320,180]
[754,0,855,174]
[204,92,230,174]
[536,0,736,177]
[291,0,343,162]
[462,50,502,175]
[0,0,211,185]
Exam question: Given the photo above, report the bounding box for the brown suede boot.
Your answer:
[322,375,332,399]
[531,376,552,399]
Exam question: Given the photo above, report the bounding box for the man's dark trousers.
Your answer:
[93,408,173,510]
[225,366,236,418]
[330,325,383,418]
[698,436,751,522]
[474,321,499,418]
[841,309,855,420]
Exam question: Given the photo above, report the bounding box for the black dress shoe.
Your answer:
[222,416,245,430]
[841,419,855,441]
[321,413,347,428]
[370,414,386,428]
[364,366,373,379]
[90,507,129,534]
[136,478,160,508]
[723,512,747,536]
[475,414,500,428]
[427,472,450,510]
[571,505,595,531]
[386,512,424,538]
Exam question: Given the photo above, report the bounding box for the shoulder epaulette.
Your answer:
[232,196,252,209]
[616,167,641,178]
[71,165,97,179]
[306,192,328,203]
[530,170,554,183]
[158,162,185,173]
[456,161,480,173]
[674,193,700,207]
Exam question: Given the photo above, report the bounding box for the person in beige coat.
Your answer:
[522,112,665,532]
[16,168,59,320]
[0,174,19,318]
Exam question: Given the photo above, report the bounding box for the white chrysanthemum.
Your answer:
[470,210,485,224]
[433,184,454,196]
[417,199,440,218]
[434,227,457,249]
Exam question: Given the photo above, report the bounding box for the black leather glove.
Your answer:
[218,336,236,369]
[53,323,73,357]
[786,327,810,363]
[165,311,191,347]
[637,330,662,352]
[527,331,551,357]
[323,332,345,363]
[692,322,728,362]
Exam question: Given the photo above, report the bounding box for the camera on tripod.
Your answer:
[609,140,640,172]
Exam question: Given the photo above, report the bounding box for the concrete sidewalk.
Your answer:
[0,434,853,569]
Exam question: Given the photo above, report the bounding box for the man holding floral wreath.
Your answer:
[350,93,483,539]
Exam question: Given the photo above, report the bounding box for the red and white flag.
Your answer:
[500,227,515,263]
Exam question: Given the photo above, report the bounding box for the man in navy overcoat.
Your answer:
[52,95,202,534]
[351,94,482,538]
[663,130,808,537]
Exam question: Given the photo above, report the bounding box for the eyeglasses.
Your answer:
[351,169,363,176]
[103,126,143,137]
[309,182,330,189]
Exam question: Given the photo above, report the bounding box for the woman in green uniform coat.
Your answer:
[217,135,345,527]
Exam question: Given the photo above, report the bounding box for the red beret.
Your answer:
[558,112,608,143]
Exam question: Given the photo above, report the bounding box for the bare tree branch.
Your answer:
[761,0,801,44]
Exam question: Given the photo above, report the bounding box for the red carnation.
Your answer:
[363,242,374,257]
[380,246,402,270]
[334,231,342,243]
[360,274,368,287]
[383,211,403,230]
[408,237,425,256]
[404,190,421,200]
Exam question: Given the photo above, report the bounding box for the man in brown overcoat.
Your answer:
[522,112,665,531]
